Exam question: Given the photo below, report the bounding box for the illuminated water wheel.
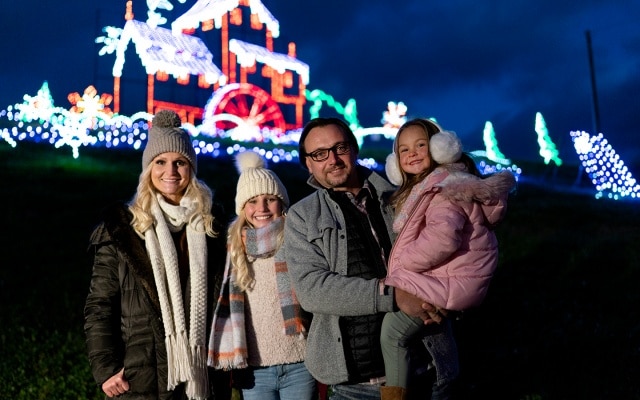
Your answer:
[204,83,286,136]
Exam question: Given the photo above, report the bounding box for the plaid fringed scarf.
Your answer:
[207,217,308,370]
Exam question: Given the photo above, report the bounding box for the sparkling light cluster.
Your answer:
[0,102,387,170]
[1,80,526,180]
[571,130,639,200]
[477,160,522,178]
[0,102,300,163]
[1,91,527,185]
[0,83,389,170]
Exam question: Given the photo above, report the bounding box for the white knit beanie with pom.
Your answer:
[234,151,290,215]
[385,129,463,186]
[142,110,197,172]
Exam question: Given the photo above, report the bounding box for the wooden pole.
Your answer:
[585,30,601,135]
[575,30,602,187]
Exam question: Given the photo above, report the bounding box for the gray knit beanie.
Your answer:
[234,151,289,215]
[142,110,197,172]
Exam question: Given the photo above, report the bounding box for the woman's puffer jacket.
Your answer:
[83,202,227,399]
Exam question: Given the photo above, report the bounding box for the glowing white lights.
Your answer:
[570,130,639,200]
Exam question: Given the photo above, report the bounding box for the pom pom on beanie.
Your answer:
[142,110,197,172]
[234,151,290,215]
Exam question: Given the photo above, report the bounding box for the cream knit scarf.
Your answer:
[144,192,209,399]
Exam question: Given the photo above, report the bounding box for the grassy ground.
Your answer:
[1,141,639,399]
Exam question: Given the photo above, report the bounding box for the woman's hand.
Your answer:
[102,368,130,397]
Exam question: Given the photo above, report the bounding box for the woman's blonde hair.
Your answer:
[128,163,219,238]
[228,199,285,292]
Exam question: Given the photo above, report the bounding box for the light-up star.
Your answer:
[52,113,98,159]
[68,86,114,127]
[96,26,122,56]
[381,101,407,129]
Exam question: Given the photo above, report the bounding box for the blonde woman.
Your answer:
[84,110,230,400]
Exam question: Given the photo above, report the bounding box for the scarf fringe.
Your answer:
[167,331,194,389]
[186,345,210,400]
[208,352,249,371]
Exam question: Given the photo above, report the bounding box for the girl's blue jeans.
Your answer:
[234,362,317,400]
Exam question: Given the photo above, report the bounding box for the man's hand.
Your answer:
[394,287,443,325]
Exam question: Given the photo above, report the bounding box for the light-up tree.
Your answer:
[483,121,509,163]
[16,81,61,123]
[535,112,562,166]
[381,101,407,129]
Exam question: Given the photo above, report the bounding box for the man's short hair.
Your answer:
[298,117,360,168]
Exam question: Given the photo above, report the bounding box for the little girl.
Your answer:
[380,118,516,400]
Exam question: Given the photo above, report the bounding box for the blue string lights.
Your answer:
[571,130,639,200]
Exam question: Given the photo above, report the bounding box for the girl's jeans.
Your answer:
[234,362,317,400]
[381,310,459,399]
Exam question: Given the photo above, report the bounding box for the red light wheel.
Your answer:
[204,83,286,135]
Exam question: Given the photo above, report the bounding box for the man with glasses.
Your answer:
[284,118,445,400]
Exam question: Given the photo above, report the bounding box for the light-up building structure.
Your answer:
[111,0,309,134]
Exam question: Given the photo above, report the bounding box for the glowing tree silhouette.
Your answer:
[16,81,61,123]
[483,121,509,163]
[535,112,562,166]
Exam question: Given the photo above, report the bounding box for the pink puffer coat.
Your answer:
[385,165,516,311]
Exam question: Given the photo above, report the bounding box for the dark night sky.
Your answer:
[1,0,639,169]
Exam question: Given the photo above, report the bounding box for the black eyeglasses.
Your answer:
[305,142,351,162]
